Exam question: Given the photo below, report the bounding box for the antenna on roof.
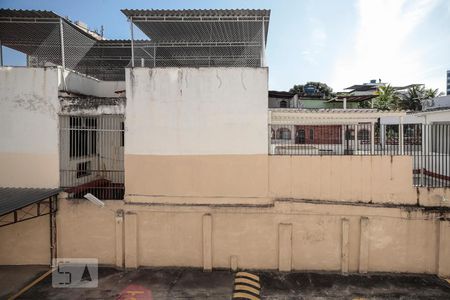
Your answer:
[100,25,104,37]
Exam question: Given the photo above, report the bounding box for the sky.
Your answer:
[1,0,449,92]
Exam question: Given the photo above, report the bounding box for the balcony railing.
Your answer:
[269,123,450,187]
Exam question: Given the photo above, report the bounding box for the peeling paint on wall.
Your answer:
[60,96,126,115]
[13,94,57,120]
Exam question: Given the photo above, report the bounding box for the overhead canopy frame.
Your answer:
[0,9,152,81]
[122,9,270,68]
[0,8,271,81]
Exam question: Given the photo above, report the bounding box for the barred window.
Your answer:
[69,117,97,158]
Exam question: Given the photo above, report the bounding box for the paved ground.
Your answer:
[0,265,49,299]
[8,267,450,299]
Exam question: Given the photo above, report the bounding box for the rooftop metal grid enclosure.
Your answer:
[122,9,270,68]
[0,9,151,81]
[0,8,270,81]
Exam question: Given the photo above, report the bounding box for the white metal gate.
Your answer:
[59,115,124,199]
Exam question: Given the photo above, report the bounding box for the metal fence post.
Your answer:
[370,122,375,155]
[153,45,156,67]
[260,17,265,67]
[59,19,65,70]
[130,17,135,68]
[0,40,3,66]
[399,117,404,155]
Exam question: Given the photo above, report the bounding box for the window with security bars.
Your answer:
[76,161,92,178]
[69,117,97,158]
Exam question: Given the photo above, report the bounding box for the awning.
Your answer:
[0,9,151,81]
[122,9,270,68]
[327,95,377,103]
[269,90,296,99]
[0,187,60,227]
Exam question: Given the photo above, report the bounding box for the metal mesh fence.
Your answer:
[130,42,262,68]
[2,12,267,81]
[269,123,450,187]
[28,23,62,67]
[62,22,96,70]
[126,10,268,68]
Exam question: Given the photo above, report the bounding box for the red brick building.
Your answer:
[294,125,342,144]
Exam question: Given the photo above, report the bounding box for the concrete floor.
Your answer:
[10,268,450,299]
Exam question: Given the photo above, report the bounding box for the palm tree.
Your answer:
[400,85,425,111]
[399,86,441,111]
[373,85,400,111]
[424,88,439,99]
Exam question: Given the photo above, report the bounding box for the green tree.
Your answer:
[289,82,334,98]
[289,84,304,94]
[399,85,425,111]
[373,85,400,111]
[358,99,372,109]
[399,86,441,111]
[424,88,439,98]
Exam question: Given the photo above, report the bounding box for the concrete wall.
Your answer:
[0,67,60,188]
[126,155,418,205]
[5,197,444,276]
[269,156,417,204]
[60,69,125,98]
[423,111,450,124]
[56,199,122,266]
[125,68,268,155]
[125,155,269,201]
[0,207,50,265]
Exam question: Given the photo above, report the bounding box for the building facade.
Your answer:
[1,9,450,276]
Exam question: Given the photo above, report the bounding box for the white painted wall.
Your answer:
[125,68,268,155]
[386,110,450,125]
[0,67,60,187]
[421,110,450,124]
[60,68,125,98]
[380,115,424,125]
[422,95,450,111]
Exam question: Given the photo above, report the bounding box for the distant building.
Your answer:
[345,79,384,96]
[268,90,366,109]
[268,91,298,108]
[345,79,422,96]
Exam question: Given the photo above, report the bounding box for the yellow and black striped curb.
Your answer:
[232,271,261,300]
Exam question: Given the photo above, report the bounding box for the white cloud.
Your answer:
[330,0,442,91]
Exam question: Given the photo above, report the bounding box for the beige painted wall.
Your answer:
[125,154,420,205]
[0,153,59,188]
[2,198,450,276]
[125,154,269,200]
[269,155,417,204]
[0,211,50,265]
[134,202,448,275]
[56,199,122,266]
